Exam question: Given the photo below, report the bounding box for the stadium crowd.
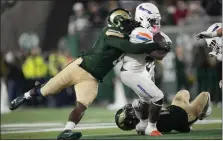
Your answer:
[0,0,222,108]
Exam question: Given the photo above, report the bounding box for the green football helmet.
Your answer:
[115,104,139,131]
[107,8,140,34]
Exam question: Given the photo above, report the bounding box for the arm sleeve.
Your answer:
[105,36,159,54]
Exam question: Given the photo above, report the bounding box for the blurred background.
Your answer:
[0,0,222,114]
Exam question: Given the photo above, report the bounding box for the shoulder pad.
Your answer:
[130,27,153,43]
[105,27,124,38]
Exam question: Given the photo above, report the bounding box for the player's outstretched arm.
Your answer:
[197,28,222,39]
[105,36,169,54]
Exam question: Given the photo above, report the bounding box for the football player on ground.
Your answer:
[9,8,170,140]
[118,3,171,136]
[115,90,212,133]
[197,23,222,87]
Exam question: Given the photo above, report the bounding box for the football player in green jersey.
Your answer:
[9,8,170,140]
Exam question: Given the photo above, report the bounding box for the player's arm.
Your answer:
[197,28,222,39]
[105,35,170,54]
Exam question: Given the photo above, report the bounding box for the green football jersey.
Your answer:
[80,27,161,81]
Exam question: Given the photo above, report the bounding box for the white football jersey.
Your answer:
[205,23,222,61]
[122,27,154,73]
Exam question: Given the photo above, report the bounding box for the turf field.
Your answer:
[1,106,222,139]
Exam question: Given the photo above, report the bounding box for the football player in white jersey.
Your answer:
[197,23,222,87]
[118,3,172,136]
[197,23,222,61]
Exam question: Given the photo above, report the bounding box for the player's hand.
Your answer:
[197,31,213,39]
[219,80,222,88]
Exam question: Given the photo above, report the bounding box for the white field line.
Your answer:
[1,122,114,128]
[195,119,222,124]
[1,119,221,134]
[1,125,117,134]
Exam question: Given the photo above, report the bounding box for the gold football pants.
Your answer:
[171,90,209,122]
[40,58,98,107]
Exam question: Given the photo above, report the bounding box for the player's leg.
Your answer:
[121,71,163,136]
[171,90,190,106]
[144,84,163,136]
[121,71,150,134]
[132,72,164,136]
[132,99,149,135]
[171,90,211,122]
[190,92,211,121]
[170,90,196,121]
[57,79,98,140]
[9,58,83,110]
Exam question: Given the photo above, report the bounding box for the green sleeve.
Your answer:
[104,36,159,54]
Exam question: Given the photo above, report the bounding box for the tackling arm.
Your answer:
[197,28,222,39]
[197,23,222,39]
[105,36,164,54]
[149,32,172,60]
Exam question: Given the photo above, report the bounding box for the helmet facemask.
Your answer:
[147,17,161,34]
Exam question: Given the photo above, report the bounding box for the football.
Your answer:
[153,32,166,43]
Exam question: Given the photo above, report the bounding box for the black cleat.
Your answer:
[9,95,27,110]
[9,81,42,111]
[57,130,82,140]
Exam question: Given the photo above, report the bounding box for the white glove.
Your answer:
[219,80,222,88]
[197,31,217,39]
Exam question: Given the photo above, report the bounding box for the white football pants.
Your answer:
[120,70,163,103]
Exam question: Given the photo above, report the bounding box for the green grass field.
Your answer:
[1,106,222,139]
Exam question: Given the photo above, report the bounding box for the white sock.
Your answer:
[24,90,32,100]
[64,121,76,131]
[147,122,156,128]
[145,122,157,134]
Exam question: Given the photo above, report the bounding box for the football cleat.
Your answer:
[9,94,27,110]
[149,130,162,136]
[57,130,82,140]
[145,123,162,136]
[9,82,41,110]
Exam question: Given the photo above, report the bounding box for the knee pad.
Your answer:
[152,90,164,103]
